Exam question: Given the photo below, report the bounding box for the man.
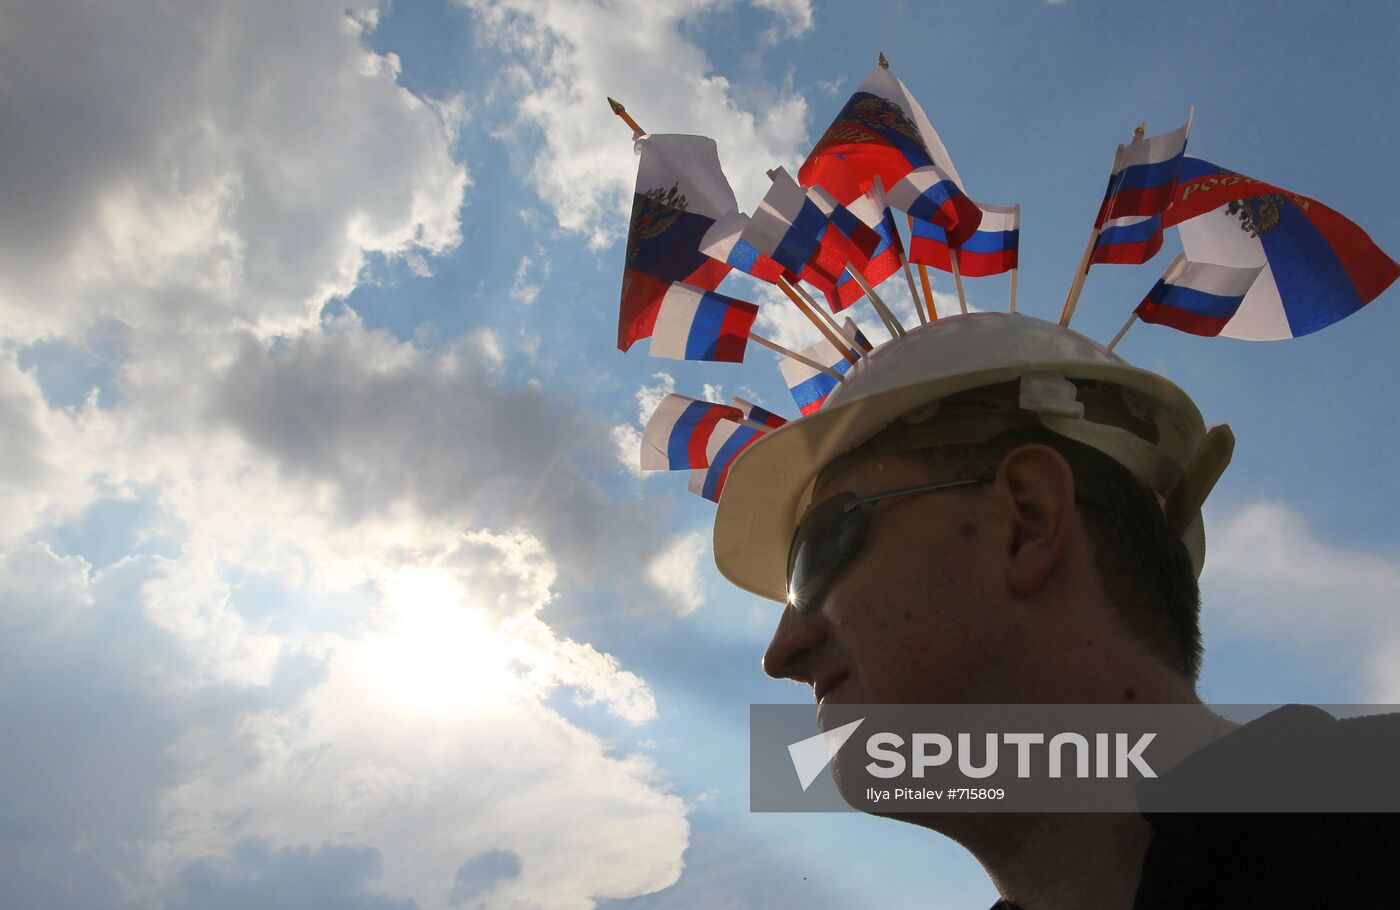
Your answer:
[712,312,1398,908]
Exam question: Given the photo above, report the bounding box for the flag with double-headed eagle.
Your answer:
[1158,157,1399,339]
[618,134,736,351]
[799,63,965,204]
[799,64,981,244]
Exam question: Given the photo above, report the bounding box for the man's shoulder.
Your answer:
[1141,704,1400,812]
[1133,705,1400,909]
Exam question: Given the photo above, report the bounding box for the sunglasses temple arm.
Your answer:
[847,475,994,510]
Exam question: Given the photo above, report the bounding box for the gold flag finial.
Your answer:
[607,97,645,137]
[878,52,890,69]
[1133,121,1147,140]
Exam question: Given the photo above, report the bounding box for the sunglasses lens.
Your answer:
[787,494,865,613]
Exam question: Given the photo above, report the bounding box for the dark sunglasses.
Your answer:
[785,475,993,614]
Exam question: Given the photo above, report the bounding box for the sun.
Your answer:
[368,566,521,715]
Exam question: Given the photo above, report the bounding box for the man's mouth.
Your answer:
[815,670,850,705]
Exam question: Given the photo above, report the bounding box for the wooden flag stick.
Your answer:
[749,331,845,381]
[777,276,858,365]
[1061,136,1134,327]
[899,248,928,325]
[908,215,938,320]
[607,97,645,138]
[787,280,863,355]
[917,263,939,321]
[949,249,969,315]
[1106,313,1138,352]
[844,265,905,337]
[739,417,778,433]
[1008,204,1021,314]
[1058,228,1098,326]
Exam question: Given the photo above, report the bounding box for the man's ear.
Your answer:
[992,444,1078,596]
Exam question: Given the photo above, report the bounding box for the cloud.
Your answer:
[168,840,417,910]
[143,532,683,907]
[0,353,112,547]
[0,0,467,342]
[1203,501,1400,700]
[0,533,686,910]
[0,545,189,910]
[646,531,709,616]
[613,373,675,476]
[449,849,523,906]
[509,255,546,305]
[0,2,693,907]
[464,0,812,248]
[750,0,815,37]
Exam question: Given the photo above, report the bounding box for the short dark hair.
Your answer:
[954,425,1204,680]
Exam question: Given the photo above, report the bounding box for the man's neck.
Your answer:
[929,703,1235,910]
[962,812,1155,910]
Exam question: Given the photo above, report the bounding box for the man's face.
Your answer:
[763,449,1029,706]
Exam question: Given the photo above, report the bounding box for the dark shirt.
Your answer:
[989,705,1400,910]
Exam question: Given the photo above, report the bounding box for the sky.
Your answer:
[1,1,1398,907]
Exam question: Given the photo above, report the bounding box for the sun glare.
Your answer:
[370,567,521,714]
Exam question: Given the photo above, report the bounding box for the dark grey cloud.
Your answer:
[448,849,522,906]
[171,839,419,910]
[216,321,671,592]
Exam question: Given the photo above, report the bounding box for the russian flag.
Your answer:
[909,202,1019,276]
[699,210,791,284]
[742,168,860,297]
[799,64,967,207]
[807,185,904,311]
[778,320,864,415]
[640,393,743,471]
[648,284,759,363]
[887,166,983,246]
[1161,157,1399,340]
[731,396,788,429]
[1091,213,1164,266]
[688,419,766,502]
[1096,116,1192,227]
[1135,257,1265,336]
[619,134,738,351]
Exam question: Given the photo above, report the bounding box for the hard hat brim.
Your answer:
[713,313,1225,603]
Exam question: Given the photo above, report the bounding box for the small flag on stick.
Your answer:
[640,394,743,471]
[688,419,767,502]
[648,284,758,362]
[699,210,790,284]
[731,397,789,428]
[1061,115,1192,326]
[742,168,861,298]
[1133,255,1265,338]
[780,319,866,415]
[909,202,1020,277]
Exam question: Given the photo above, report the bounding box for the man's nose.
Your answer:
[762,603,826,682]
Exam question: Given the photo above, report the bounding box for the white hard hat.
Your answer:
[713,312,1233,603]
